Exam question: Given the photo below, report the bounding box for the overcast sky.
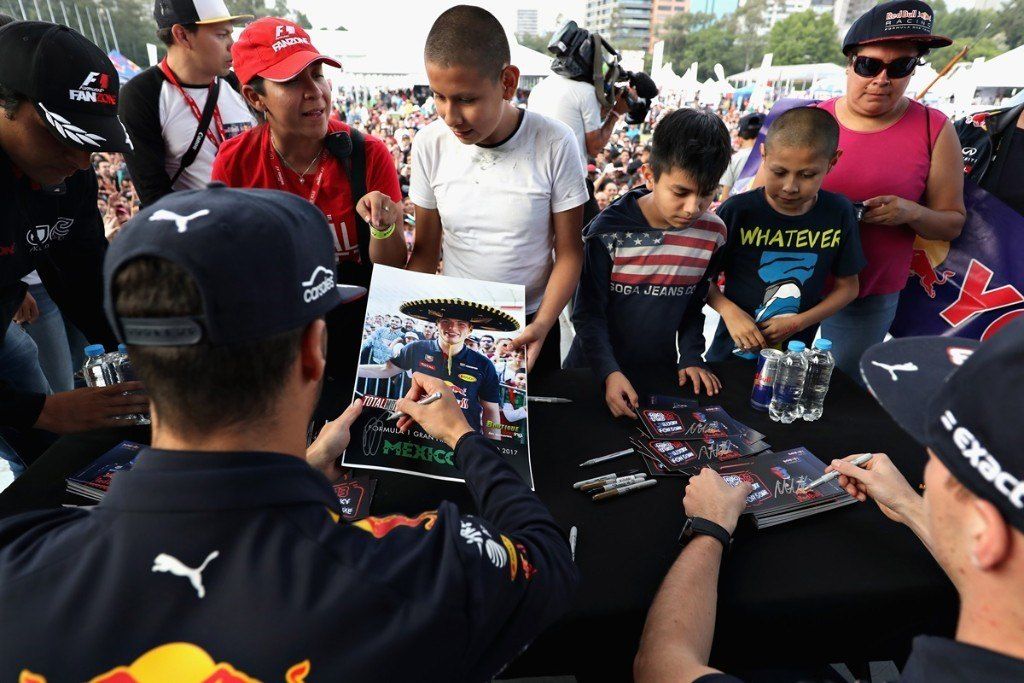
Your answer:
[290,0,587,34]
[289,0,974,36]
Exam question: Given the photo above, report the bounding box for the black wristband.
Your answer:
[679,516,731,550]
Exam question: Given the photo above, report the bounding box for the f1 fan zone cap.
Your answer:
[232,17,341,85]
[843,0,952,55]
[861,317,1024,533]
[103,183,366,347]
[0,22,133,153]
[153,0,252,29]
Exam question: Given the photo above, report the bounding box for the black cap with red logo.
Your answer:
[843,0,952,55]
[0,21,133,153]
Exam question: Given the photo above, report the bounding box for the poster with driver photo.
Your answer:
[342,265,533,488]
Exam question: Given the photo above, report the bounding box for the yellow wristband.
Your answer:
[369,223,395,240]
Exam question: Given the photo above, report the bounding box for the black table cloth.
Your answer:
[0,362,957,679]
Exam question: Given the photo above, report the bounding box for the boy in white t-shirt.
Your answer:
[408,5,587,375]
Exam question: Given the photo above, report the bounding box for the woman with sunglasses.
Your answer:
[755,0,966,383]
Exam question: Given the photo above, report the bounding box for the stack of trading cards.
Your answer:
[65,440,144,501]
[707,447,856,528]
[631,397,771,477]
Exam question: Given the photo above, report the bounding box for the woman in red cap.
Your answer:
[212,17,407,276]
[212,17,407,385]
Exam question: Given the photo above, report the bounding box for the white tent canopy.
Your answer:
[234,27,554,87]
[953,45,1024,90]
[727,62,844,86]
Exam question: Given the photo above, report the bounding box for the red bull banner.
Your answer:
[892,181,1024,340]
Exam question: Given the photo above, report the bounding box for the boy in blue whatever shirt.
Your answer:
[566,109,733,418]
[706,107,865,360]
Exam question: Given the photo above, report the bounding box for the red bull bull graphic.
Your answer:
[892,182,1024,341]
[908,247,954,299]
[22,643,310,683]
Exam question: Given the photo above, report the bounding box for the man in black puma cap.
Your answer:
[0,185,576,679]
[0,21,143,457]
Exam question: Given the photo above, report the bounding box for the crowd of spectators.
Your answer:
[89,87,766,257]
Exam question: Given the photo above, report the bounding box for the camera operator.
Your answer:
[529,74,630,225]
[528,21,654,226]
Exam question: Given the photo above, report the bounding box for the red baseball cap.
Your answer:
[232,17,341,85]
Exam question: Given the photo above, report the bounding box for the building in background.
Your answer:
[648,0,689,50]
[517,9,539,36]
[585,0,653,46]
[832,0,872,36]
[759,0,834,30]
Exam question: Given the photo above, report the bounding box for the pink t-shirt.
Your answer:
[817,98,946,297]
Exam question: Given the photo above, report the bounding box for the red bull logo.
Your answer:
[909,248,954,299]
[22,643,310,682]
[442,380,467,398]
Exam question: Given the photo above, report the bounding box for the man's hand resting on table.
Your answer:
[306,401,364,482]
[684,468,751,535]
[395,372,473,449]
[33,383,149,434]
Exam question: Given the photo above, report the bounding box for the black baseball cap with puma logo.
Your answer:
[104,183,365,347]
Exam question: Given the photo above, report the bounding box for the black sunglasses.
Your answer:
[852,55,922,79]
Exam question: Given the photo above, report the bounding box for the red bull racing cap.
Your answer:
[843,0,952,55]
[861,317,1024,533]
[103,183,365,346]
[0,21,133,153]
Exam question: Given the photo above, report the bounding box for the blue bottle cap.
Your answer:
[84,344,106,357]
[117,343,128,353]
[787,341,806,352]
[813,338,833,350]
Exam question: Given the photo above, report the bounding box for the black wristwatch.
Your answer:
[679,516,731,550]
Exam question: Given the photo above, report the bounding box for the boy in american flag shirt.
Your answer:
[565,110,734,418]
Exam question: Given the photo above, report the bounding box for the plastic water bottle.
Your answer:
[111,344,151,426]
[82,344,113,387]
[801,339,835,422]
[769,340,808,424]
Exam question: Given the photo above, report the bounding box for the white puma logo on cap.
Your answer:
[149,209,211,233]
[871,360,919,382]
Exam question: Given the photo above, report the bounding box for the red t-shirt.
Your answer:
[211,119,401,263]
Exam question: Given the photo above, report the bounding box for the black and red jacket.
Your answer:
[955,102,1024,188]
[0,433,577,681]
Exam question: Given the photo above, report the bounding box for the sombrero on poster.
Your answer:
[400,298,520,332]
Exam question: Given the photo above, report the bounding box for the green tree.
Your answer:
[732,0,769,71]
[661,11,742,80]
[225,0,311,27]
[999,0,1024,48]
[516,32,551,53]
[928,8,1007,68]
[767,10,841,65]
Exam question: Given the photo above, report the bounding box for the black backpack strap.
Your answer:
[346,128,370,267]
[169,77,221,187]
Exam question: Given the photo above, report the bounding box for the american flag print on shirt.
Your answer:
[599,215,727,288]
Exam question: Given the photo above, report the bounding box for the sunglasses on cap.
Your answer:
[852,55,922,79]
